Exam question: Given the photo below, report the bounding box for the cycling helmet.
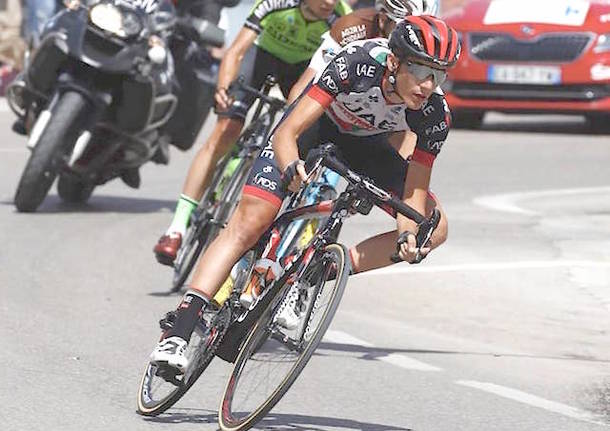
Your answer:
[388,15,461,69]
[375,0,439,21]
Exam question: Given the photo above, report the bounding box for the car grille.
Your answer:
[468,32,593,63]
[451,82,610,102]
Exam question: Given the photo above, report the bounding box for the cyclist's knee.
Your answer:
[224,196,278,249]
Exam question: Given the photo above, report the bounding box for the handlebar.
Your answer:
[228,77,286,111]
[305,143,439,263]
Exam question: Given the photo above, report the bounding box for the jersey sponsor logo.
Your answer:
[262,165,274,173]
[406,25,423,50]
[356,64,376,78]
[422,103,435,117]
[253,0,299,20]
[253,172,278,191]
[425,121,448,136]
[322,74,338,92]
[335,56,349,80]
[346,45,358,54]
[340,25,367,45]
[260,141,275,159]
[427,140,445,152]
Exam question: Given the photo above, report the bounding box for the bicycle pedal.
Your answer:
[154,364,184,386]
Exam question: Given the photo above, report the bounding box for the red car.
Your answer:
[443,0,610,128]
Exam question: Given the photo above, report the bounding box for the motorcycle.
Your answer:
[7,0,224,212]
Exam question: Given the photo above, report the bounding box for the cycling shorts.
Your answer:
[243,114,411,213]
[217,45,308,120]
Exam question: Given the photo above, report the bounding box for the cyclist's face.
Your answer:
[394,62,438,109]
[304,0,338,19]
[378,13,399,38]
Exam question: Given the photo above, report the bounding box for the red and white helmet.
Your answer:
[375,0,440,21]
[388,15,461,69]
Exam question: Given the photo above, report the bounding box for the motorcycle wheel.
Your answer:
[14,91,90,212]
[57,174,95,204]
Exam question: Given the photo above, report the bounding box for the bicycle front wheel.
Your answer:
[218,243,350,431]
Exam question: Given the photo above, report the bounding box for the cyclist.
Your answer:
[150,16,460,372]
[153,0,352,265]
[287,0,440,103]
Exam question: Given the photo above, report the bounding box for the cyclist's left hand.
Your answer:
[398,232,431,264]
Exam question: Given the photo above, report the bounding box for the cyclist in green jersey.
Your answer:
[154,0,351,265]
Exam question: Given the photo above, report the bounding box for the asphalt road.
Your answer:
[1,99,610,431]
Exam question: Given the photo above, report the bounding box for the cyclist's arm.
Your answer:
[397,93,451,254]
[216,27,257,92]
[272,94,325,172]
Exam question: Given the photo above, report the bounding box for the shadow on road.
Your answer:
[143,408,412,430]
[315,341,610,364]
[1,194,175,213]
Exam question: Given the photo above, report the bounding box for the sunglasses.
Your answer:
[404,62,448,86]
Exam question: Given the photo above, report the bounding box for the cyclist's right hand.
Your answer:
[215,86,232,111]
[282,160,308,193]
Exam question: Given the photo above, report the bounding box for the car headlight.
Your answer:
[594,33,610,53]
[90,3,142,38]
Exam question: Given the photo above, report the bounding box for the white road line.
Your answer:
[366,260,610,276]
[0,148,26,153]
[0,99,8,112]
[474,186,610,215]
[456,380,607,427]
[323,330,442,372]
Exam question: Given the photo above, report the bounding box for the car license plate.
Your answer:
[488,65,562,85]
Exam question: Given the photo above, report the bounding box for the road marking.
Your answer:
[0,99,8,113]
[367,260,610,276]
[0,148,26,153]
[474,186,610,215]
[456,380,607,426]
[323,330,442,372]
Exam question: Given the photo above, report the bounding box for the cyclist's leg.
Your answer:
[349,193,448,272]
[151,139,289,371]
[336,135,449,272]
[154,47,269,263]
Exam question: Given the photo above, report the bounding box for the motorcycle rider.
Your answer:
[150,15,460,372]
[153,0,352,265]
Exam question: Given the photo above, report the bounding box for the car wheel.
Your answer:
[452,111,485,130]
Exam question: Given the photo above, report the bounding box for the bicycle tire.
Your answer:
[218,243,350,431]
[170,148,255,292]
[137,306,231,416]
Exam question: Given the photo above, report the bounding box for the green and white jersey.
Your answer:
[244,0,351,64]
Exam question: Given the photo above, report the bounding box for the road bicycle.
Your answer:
[170,76,286,292]
[137,144,440,428]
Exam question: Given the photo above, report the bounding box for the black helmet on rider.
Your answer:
[388,15,461,70]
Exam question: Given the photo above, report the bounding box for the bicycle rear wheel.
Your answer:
[218,243,350,431]
[137,306,231,416]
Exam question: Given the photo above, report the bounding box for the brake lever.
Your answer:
[390,209,441,264]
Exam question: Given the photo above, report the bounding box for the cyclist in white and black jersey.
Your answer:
[150,16,461,372]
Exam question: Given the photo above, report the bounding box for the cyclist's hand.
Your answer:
[398,232,431,264]
[215,86,232,111]
[282,160,308,193]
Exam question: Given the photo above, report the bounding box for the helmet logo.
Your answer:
[406,25,423,50]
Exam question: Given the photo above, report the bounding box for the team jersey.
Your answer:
[307,38,451,167]
[244,0,351,65]
[308,8,379,72]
